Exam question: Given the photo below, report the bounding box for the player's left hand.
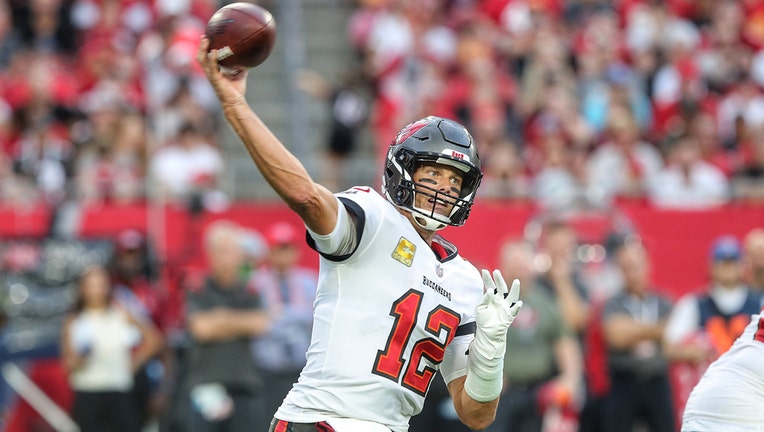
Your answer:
[474,269,523,359]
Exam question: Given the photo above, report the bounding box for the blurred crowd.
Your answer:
[348,0,764,212]
[0,0,226,212]
[1,0,764,214]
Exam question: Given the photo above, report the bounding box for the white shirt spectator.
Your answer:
[647,137,729,209]
[648,162,729,209]
[149,125,224,202]
[586,139,664,205]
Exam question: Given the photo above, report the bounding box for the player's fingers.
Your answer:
[508,300,523,318]
[506,278,520,304]
[197,36,210,64]
[481,269,496,296]
[492,269,507,298]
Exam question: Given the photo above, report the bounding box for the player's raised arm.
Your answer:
[196,36,338,235]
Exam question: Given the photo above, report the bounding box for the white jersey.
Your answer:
[275,187,483,432]
[681,307,764,431]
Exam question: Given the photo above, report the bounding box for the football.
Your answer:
[205,2,277,74]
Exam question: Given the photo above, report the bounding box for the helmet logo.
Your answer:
[449,150,466,161]
[393,119,430,146]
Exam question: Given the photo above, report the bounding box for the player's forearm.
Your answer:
[223,103,315,204]
[448,376,499,431]
[222,102,337,233]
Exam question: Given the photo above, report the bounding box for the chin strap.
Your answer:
[412,214,447,231]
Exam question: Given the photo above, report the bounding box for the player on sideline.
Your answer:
[681,306,764,431]
[197,37,523,432]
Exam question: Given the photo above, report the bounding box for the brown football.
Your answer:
[205,2,276,73]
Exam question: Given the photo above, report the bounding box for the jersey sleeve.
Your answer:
[439,320,476,384]
[306,186,386,261]
[306,195,359,257]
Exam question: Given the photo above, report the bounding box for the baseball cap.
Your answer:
[266,222,299,247]
[711,235,741,262]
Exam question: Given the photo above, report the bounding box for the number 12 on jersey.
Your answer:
[372,289,461,396]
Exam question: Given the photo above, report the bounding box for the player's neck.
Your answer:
[402,211,436,245]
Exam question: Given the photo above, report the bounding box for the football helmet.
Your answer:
[383,116,483,231]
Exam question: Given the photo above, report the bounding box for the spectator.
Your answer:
[75,110,147,205]
[743,228,764,296]
[14,0,77,55]
[486,239,582,432]
[685,111,741,178]
[531,126,590,212]
[110,228,169,429]
[534,219,616,432]
[732,127,764,203]
[11,119,73,205]
[296,68,370,192]
[601,236,675,432]
[663,235,762,425]
[581,62,654,136]
[60,265,164,432]
[181,220,270,432]
[647,134,730,209]
[149,121,225,209]
[0,0,22,68]
[478,139,532,200]
[716,76,764,148]
[535,220,591,336]
[695,1,747,95]
[249,222,317,432]
[664,235,761,359]
[586,106,664,207]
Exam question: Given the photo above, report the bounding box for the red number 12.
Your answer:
[372,289,460,396]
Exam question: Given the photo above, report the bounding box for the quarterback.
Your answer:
[197,37,523,432]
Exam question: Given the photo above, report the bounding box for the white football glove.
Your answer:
[464,269,523,402]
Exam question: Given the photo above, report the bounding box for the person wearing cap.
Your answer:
[248,222,318,432]
[664,235,761,359]
[663,235,762,427]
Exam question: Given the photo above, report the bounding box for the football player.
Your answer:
[197,37,523,432]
